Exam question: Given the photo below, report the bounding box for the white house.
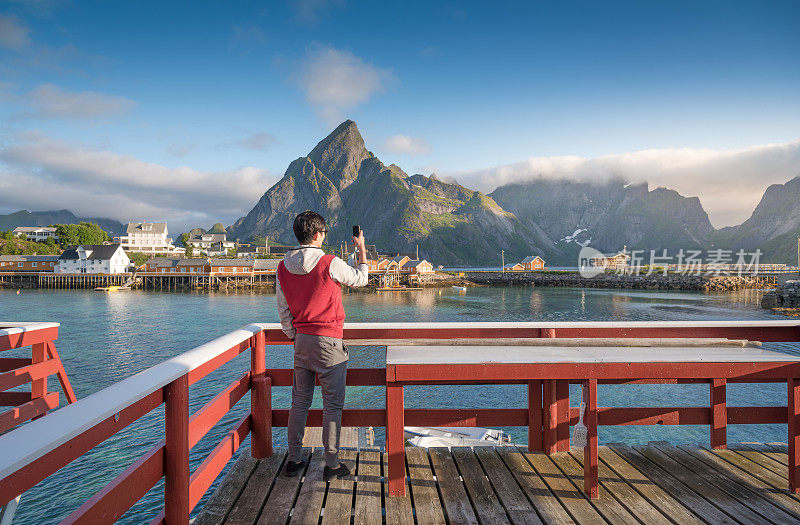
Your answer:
[187,233,235,256]
[12,226,58,242]
[115,222,182,254]
[56,244,131,274]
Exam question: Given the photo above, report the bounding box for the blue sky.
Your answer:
[1,0,798,231]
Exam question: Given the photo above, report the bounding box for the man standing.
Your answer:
[276,210,369,480]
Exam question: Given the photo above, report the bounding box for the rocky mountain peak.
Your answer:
[307,120,371,190]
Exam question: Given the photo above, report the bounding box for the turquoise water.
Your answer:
[0,286,795,523]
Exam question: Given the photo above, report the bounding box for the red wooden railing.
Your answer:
[1,321,799,523]
[0,323,77,434]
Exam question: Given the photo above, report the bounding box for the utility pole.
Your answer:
[501,250,505,274]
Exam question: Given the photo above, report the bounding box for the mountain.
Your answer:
[708,176,800,262]
[229,120,559,265]
[0,209,125,237]
[489,178,714,255]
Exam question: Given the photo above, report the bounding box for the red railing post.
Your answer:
[31,342,47,420]
[556,380,570,451]
[386,376,405,497]
[710,378,727,449]
[790,378,800,493]
[164,375,190,524]
[583,378,599,499]
[527,380,542,451]
[250,331,272,458]
[543,380,557,454]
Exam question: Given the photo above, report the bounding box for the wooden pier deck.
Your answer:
[195,442,800,524]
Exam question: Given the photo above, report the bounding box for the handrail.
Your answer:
[2,320,800,523]
[0,323,264,481]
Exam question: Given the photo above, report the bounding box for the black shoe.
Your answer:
[323,463,351,481]
[284,459,306,477]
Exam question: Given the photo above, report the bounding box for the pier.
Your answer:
[0,272,131,289]
[197,442,800,524]
[4,321,800,524]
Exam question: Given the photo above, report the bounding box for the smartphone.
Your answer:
[352,225,361,238]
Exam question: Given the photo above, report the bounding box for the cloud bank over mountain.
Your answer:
[447,139,800,228]
[0,132,278,230]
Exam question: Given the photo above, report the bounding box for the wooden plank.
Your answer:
[302,426,359,448]
[321,448,357,525]
[256,448,311,525]
[224,451,285,525]
[699,444,794,493]
[678,444,800,521]
[548,451,637,525]
[607,444,737,525]
[452,446,510,525]
[497,448,575,524]
[597,446,702,525]
[521,449,603,524]
[353,447,382,525]
[569,447,671,525]
[195,449,258,525]
[742,442,789,467]
[652,441,798,524]
[635,443,764,524]
[406,446,446,525]
[428,447,478,525]
[383,448,413,525]
[289,448,327,525]
[729,443,787,476]
[474,447,541,524]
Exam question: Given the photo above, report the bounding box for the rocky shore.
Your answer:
[463,271,770,291]
[761,280,800,311]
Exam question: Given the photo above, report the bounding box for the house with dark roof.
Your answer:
[115,222,183,255]
[253,259,280,273]
[209,258,255,275]
[0,255,60,272]
[56,244,130,274]
[520,256,545,271]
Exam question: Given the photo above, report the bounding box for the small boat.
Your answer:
[94,286,121,293]
[452,285,467,292]
[404,426,512,448]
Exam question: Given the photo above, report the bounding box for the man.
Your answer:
[276,210,369,480]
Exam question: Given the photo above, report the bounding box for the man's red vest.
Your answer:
[277,254,345,339]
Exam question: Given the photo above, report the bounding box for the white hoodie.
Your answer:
[276,245,369,339]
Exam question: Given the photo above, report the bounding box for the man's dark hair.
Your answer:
[293,210,326,244]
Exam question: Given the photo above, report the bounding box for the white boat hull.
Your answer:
[404,426,512,448]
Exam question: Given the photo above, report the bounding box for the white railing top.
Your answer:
[0,323,264,481]
[0,322,60,338]
[262,320,800,330]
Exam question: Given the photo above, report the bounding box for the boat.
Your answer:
[376,286,423,291]
[452,285,467,292]
[94,286,121,293]
[404,426,512,447]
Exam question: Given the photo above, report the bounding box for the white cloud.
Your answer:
[294,45,394,125]
[0,133,279,231]
[235,132,277,151]
[289,0,345,24]
[382,134,431,156]
[0,14,31,50]
[446,139,800,228]
[23,84,137,119]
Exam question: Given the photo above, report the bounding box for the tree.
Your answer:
[44,237,56,247]
[56,222,110,246]
[3,230,14,240]
[185,244,194,258]
[178,232,190,246]
[18,233,27,241]
[227,248,237,257]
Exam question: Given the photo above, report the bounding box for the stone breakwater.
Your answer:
[465,271,768,291]
[762,280,800,309]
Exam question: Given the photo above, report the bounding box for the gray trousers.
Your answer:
[287,334,348,468]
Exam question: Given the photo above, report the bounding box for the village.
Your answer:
[1,221,549,290]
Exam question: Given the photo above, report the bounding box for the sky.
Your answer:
[0,0,798,233]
